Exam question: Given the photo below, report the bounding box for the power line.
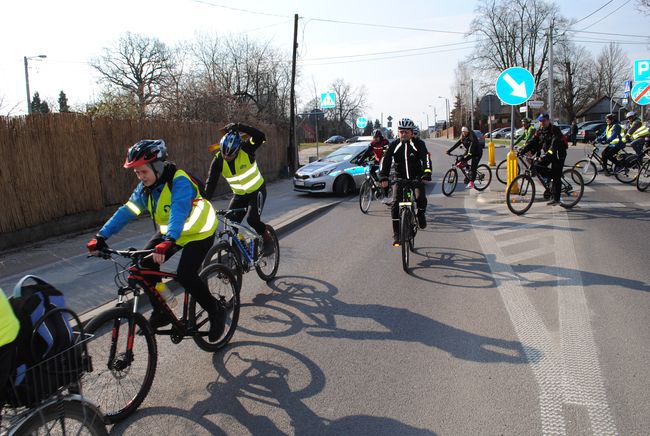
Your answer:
[305,17,466,35]
[577,0,633,31]
[300,45,475,66]
[571,29,648,38]
[572,0,615,25]
[190,0,291,19]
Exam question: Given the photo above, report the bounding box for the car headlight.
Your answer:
[314,169,333,178]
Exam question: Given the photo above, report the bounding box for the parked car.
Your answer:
[345,135,373,143]
[485,128,507,139]
[294,142,371,195]
[473,130,486,147]
[324,135,346,144]
[576,122,606,142]
[491,128,511,139]
[345,136,359,143]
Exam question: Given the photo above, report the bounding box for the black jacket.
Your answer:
[522,124,566,158]
[204,123,266,200]
[447,131,482,157]
[380,138,432,181]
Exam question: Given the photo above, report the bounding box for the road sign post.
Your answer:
[496,67,535,194]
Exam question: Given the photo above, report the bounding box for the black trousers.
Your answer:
[0,343,16,406]
[630,138,647,158]
[461,152,483,182]
[227,184,267,235]
[601,145,624,170]
[391,182,427,235]
[142,233,217,313]
[536,151,566,201]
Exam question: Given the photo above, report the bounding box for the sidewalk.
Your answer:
[0,178,341,315]
[298,142,343,166]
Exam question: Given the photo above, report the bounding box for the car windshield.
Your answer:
[323,144,367,162]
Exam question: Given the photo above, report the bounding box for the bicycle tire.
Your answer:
[359,180,372,214]
[496,159,520,185]
[506,174,535,215]
[400,208,411,272]
[560,169,584,209]
[474,164,492,191]
[83,307,157,423]
[255,225,280,281]
[572,159,597,185]
[190,263,240,352]
[637,159,650,191]
[441,168,457,196]
[204,241,243,291]
[614,161,639,184]
[15,398,108,435]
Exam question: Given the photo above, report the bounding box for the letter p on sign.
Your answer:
[635,60,650,82]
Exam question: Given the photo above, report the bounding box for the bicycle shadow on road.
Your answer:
[250,276,533,365]
[409,246,495,289]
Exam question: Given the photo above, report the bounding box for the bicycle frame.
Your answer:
[217,216,262,270]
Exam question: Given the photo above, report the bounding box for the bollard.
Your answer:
[506,150,519,194]
[488,141,496,167]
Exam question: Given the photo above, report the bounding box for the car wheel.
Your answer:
[334,175,354,196]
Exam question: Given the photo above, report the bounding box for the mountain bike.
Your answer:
[442,154,492,196]
[394,179,422,272]
[359,163,393,214]
[202,209,280,292]
[572,142,642,185]
[637,158,650,191]
[506,156,584,215]
[83,247,239,423]
[2,312,108,435]
[495,147,525,184]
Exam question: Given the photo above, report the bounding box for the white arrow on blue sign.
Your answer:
[320,92,336,109]
[495,67,535,106]
[634,60,650,82]
[356,117,368,128]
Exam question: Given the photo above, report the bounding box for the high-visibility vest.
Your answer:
[631,123,649,139]
[222,150,264,195]
[0,290,19,347]
[605,124,621,145]
[144,170,217,246]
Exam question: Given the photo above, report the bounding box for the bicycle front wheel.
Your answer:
[614,161,640,184]
[400,208,411,272]
[83,307,157,423]
[506,174,536,215]
[560,169,584,209]
[16,398,108,435]
[255,225,280,281]
[474,164,492,191]
[637,159,650,191]
[203,241,243,291]
[359,180,372,214]
[495,159,508,184]
[442,168,458,196]
[191,263,240,352]
[572,159,597,185]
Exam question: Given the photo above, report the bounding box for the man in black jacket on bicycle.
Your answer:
[380,118,432,246]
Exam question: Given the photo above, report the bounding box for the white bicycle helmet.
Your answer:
[626,111,637,119]
[398,118,415,130]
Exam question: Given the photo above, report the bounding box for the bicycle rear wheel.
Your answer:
[506,174,535,215]
[441,168,457,196]
[400,208,411,272]
[191,263,240,352]
[495,159,508,184]
[474,164,492,191]
[255,225,280,281]
[637,159,650,191]
[16,398,108,435]
[560,169,584,209]
[614,161,639,184]
[572,159,597,185]
[203,241,243,290]
[83,307,157,423]
[359,180,372,214]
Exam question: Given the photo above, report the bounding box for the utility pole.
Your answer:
[470,78,474,130]
[548,24,554,122]
[288,13,299,174]
[24,57,31,114]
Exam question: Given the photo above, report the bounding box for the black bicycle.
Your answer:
[506,156,584,215]
[638,158,650,191]
[442,154,492,196]
[83,247,239,423]
[572,142,642,185]
[359,163,393,213]
[394,179,422,272]
[203,209,280,291]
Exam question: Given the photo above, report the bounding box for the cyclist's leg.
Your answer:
[601,146,615,171]
[141,233,181,326]
[0,342,16,407]
[226,194,248,224]
[551,154,565,202]
[470,153,482,182]
[415,181,427,228]
[245,185,267,236]
[391,184,402,244]
[631,138,645,159]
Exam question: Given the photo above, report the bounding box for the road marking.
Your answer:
[577,202,626,209]
[465,196,617,435]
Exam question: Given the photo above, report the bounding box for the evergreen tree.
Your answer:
[58,91,70,113]
[31,92,42,114]
[373,119,381,129]
[40,101,50,113]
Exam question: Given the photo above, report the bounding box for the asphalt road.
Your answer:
[101,139,649,435]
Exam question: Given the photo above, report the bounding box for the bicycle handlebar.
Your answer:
[215,208,247,215]
[91,247,154,260]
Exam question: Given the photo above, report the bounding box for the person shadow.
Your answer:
[256,276,535,364]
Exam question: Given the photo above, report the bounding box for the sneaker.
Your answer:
[466,181,475,190]
[392,234,401,246]
[262,229,274,256]
[464,177,470,184]
[546,199,560,206]
[208,304,227,342]
[417,212,427,229]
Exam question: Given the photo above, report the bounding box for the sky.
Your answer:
[1,0,648,126]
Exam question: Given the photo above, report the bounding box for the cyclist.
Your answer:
[379,118,432,246]
[521,113,567,206]
[623,111,649,160]
[86,140,225,341]
[0,289,19,403]
[446,126,483,189]
[359,129,389,180]
[595,113,623,176]
[204,123,274,256]
[513,118,536,149]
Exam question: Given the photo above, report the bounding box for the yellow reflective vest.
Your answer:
[0,290,19,347]
[605,124,621,145]
[222,150,265,195]
[146,170,217,246]
[631,123,649,140]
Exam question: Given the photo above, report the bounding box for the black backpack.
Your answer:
[5,276,86,407]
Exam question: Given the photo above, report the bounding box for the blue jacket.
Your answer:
[99,176,195,241]
[596,123,622,147]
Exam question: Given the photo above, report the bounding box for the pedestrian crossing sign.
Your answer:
[320,92,336,109]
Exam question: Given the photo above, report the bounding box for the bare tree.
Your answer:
[556,41,593,121]
[589,42,629,100]
[91,33,173,118]
[638,0,650,13]
[328,78,367,134]
[0,95,20,116]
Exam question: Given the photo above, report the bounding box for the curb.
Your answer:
[78,199,342,325]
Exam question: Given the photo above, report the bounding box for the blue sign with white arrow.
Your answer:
[495,67,535,106]
[356,117,368,128]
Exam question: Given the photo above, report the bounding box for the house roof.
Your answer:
[576,95,624,117]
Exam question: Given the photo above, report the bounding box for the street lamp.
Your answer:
[438,96,450,138]
[24,54,47,114]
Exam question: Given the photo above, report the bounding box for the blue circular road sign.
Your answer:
[356,117,368,128]
[631,81,650,106]
[496,67,535,106]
